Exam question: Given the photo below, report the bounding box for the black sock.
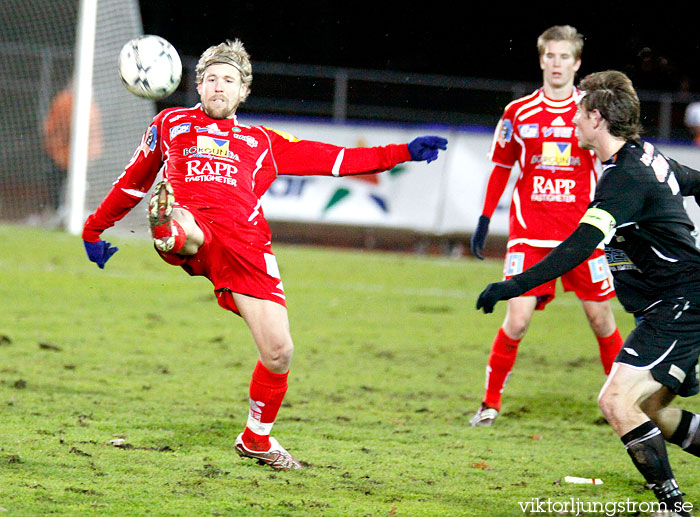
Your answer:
[669,409,700,457]
[621,421,684,508]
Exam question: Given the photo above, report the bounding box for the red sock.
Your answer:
[152,219,187,253]
[597,328,623,375]
[482,328,521,411]
[241,360,289,451]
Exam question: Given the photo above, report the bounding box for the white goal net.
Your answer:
[0,0,156,236]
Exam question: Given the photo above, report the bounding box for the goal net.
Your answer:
[0,0,155,236]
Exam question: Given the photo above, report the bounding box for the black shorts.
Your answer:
[618,296,700,397]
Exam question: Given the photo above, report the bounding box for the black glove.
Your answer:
[470,215,490,260]
[476,279,522,314]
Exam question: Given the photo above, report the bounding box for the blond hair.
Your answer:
[537,25,584,61]
[195,39,252,101]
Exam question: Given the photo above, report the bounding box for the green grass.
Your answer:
[0,223,698,516]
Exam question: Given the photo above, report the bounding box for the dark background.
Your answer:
[139,4,700,93]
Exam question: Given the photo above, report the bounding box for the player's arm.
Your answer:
[471,108,519,259]
[476,165,643,313]
[263,128,447,176]
[471,164,512,259]
[480,165,512,218]
[82,120,164,268]
[671,158,700,205]
[476,221,606,313]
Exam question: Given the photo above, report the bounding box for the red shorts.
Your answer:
[503,244,616,310]
[157,211,286,315]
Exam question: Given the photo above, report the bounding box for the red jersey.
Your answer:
[83,105,411,243]
[487,87,598,247]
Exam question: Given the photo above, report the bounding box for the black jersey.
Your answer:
[591,141,700,312]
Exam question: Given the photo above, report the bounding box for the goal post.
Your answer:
[0,0,156,236]
[66,0,97,235]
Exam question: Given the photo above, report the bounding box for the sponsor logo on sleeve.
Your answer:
[497,119,513,147]
[145,125,157,152]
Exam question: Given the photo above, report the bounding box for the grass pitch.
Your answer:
[0,223,698,516]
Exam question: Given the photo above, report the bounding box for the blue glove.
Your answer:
[84,240,118,269]
[470,215,490,260]
[407,136,448,163]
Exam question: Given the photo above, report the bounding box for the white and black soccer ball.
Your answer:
[118,35,182,100]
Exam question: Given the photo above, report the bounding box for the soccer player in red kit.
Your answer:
[469,26,623,426]
[82,39,448,468]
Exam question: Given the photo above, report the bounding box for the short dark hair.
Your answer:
[578,70,642,141]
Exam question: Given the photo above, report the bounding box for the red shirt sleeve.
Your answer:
[480,164,512,218]
[82,115,164,241]
[261,127,411,177]
[488,104,521,169]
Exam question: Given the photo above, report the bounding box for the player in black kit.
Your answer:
[477,70,700,516]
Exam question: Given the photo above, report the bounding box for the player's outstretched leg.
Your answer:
[148,180,186,253]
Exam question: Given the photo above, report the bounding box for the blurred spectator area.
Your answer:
[162,55,700,142]
[2,43,700,224]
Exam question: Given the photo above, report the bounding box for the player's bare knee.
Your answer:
[503,318,530,340]
[597,388,623,422]
[583,302,616,336]
[260,340,294,372]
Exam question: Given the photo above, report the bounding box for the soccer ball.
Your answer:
[118,35,182,100]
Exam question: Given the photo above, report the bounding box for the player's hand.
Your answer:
[84,240,118,269]
[407,136,448,163]
[470,215,490,259]
[476,280,520,314]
